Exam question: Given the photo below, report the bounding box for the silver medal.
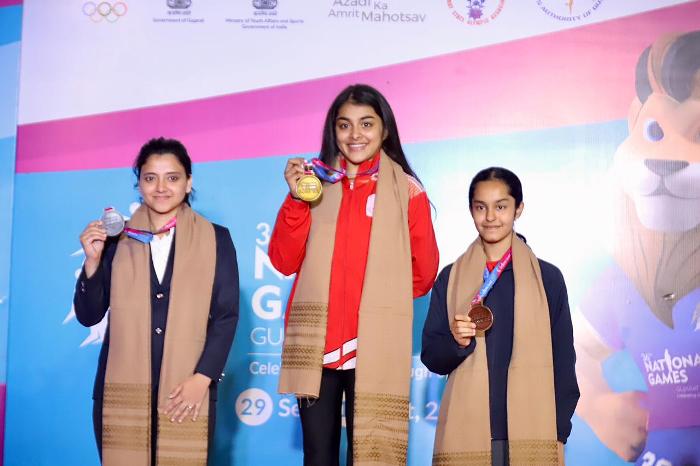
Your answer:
[101,207,125,237]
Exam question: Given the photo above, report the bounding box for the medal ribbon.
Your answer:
[310,158,379,183]
[302,161,316,176]
[471,248,512,305]
[124,216,177,244]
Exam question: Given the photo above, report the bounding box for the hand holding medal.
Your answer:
[79,206,126,278]
[296,160,323,202]
[450,314,477,348]
[285,156,379,203]
[285,157,321,202]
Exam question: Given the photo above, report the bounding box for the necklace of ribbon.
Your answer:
[124,216,177,244]
[309,157,379,183]
[471,248,512,305]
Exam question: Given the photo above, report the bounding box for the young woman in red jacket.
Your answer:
[269,84,439,466]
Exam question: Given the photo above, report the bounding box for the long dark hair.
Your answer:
[468,166,523,207]
[133,137,194,205]
[319,84,421,181]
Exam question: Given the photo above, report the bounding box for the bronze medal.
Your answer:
[296,174,322,202]
[468,303,494,332]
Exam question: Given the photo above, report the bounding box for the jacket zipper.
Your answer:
[339,178,354,368]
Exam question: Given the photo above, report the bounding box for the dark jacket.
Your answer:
[421,259,580,443]
[73,223,239,402]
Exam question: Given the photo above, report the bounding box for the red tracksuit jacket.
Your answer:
[269,156,439,369]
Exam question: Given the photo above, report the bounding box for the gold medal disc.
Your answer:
[296,174,323,202]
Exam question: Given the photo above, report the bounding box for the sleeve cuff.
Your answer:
[195,362,222,382]
[456,338,477,358]
[77,262,104,294]
[284,193,310,209]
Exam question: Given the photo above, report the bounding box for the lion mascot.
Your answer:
[575,31,700,466]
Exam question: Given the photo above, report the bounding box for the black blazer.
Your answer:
[73,223,239,402]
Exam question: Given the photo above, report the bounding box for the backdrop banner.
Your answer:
[5,1,700,465]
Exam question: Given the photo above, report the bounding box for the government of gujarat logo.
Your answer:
[447,0,505,26]
[82,2,128,23]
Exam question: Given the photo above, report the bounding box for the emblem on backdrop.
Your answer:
[535,0,605,22]
[167,0,192,9]
[447,0,504,26]
[253,0,278,10]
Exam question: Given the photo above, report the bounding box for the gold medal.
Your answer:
[296,174,322,202]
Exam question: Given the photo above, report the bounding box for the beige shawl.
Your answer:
[433,234,562,466]
[278,151,414,465]
[104,204,215,466]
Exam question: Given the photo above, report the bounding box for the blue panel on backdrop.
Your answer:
[0,42,21,139]
[5,167,136,465]
[0,136,17,384]
[0,6,22,46]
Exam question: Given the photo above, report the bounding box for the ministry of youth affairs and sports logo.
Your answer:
[447,0,505,26]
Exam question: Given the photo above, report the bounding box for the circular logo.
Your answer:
[235,388,274,426]
[536,0,604,22]
[447,0,505,26]
[82,2,128,23]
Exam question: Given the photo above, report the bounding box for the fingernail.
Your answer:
[170,418,175,422]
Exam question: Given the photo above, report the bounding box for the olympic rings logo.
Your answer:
[82,2,128,23]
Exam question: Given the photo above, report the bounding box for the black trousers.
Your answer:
[491,439,510,466]
[298,368,355,466]
[93,392,216,465]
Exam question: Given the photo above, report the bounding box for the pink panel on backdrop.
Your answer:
[15,2,700,173]
[0,1,21,7]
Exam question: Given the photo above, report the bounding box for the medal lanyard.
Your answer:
[471,248,512,305]
[124,216,177,244]
[310,158,379,183]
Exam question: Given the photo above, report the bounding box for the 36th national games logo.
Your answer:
[447,0,505,26]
